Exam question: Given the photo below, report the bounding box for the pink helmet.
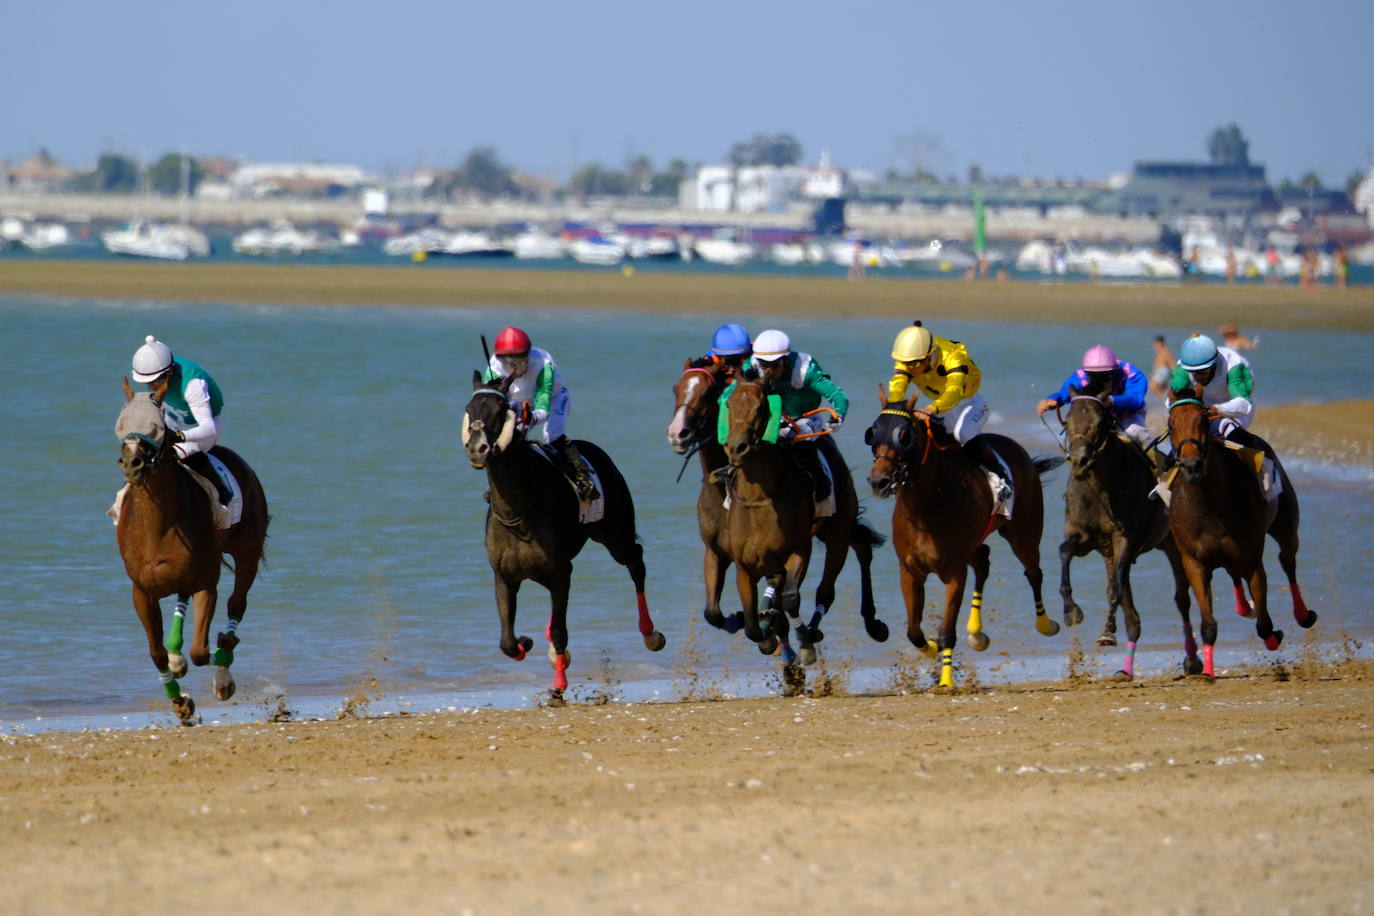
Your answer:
[1081,345,1117,373]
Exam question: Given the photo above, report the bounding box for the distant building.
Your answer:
[1091,161,1274,217]
[4,150,78,191]
[686,154,872,213]
[1351,167,1374,227]
[230,162,372,199]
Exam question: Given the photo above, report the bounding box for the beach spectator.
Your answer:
[1224,246,1237,284]
[1184,246,1202,282]
[1148,335,1175,401]
[1335,244,1350,290]
[1217,322,1258,351]
[1265,245,1281,286]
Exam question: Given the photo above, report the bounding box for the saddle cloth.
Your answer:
[985,447,1014,520]
[107,453,242,529]
[719,447,836,518]
[531,445,605,524]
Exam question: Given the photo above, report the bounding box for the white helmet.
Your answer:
[752,329,790,362]
[131,335,174,383]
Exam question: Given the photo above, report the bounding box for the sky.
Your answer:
[3,0,1370,187]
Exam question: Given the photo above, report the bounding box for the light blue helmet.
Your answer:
[1179,334,1219,371]
[710,323,752,357]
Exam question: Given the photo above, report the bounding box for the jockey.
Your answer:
[748,329,847,503]
[707,322,752,372]
[481,325,598,501]
[1168,333,1256,444]
[887,321,1010,502]
[1036,344,1151,448]
[130,334,233,509]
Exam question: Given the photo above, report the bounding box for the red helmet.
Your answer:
[493,326,531,357]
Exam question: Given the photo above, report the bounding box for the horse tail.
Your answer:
[1033,455,1066,480]
[853,515,887,549]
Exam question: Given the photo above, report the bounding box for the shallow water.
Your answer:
[2,295,1371,730]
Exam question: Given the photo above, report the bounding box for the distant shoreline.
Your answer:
[5,259,1374,331]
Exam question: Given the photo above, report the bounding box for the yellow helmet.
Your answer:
[892,324,934,362]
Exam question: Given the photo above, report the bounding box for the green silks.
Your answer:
[717,383,782,445]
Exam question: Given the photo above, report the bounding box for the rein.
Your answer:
[1167,398,1209,464]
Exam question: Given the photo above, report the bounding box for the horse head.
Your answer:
[865,387,926,498]
[462,371,521,469]
[722,377,775,466]
[116,376,173,485]
[1167,383,1210,482]
[667,357,727,455]
[1064,387,1113,474]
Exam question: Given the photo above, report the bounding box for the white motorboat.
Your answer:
[568,236,626,266]
[692,230,756,266]
[102,221,209,260]
[513,229,567,260]
[382,228,453,257]
[233,221,343,257]
[624,235,681,260]
[442,230,514,258]
[768,241,826,266]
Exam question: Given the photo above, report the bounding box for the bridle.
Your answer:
[866,406,954,494]
[1167,397,1209,465]
[1063,394,1112,469]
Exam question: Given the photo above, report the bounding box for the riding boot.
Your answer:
[556,437,600,502]
[182,450,232,507]
[797,442,831,502]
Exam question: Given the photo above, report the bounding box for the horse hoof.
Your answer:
[781,645,798,665]
[1096,634,1117,648]
[172,693,196,725]
[781,665,806,697]
[168,654,188,678]
[212,667,235,701]
[643,630,667,652]
[1236,603,1255,619]
[1112,669,1133,683]
[917,641,938,660]
[1299,610,1318,629]
[1183,655,1204,676]
[799,646,817,666]
[759,636,779,656]
[1036,617,1061,637]
[1265,631,1284,651]
[723,614,743,634]
[1064,605,1084,627]
[865,619,890,643]
[968,632,990,652]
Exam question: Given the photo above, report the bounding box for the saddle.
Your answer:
[530,443,605,524]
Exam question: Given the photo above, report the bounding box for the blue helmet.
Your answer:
[710,323,752,357]
[1179,334,1219,371]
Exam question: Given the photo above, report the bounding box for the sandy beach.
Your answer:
[4,261,1372,914]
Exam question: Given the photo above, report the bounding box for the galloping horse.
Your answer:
[1164,386,1316,678]
[667,358,887,650]
[463,372,666,697]
[115,377,269,724]
[866,392,1062,689]
[1057,393,1196,678]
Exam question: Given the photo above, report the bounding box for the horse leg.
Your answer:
[1111,535,1142,680]
[133,585,195,723]
[899,565,936,659]
[1057,535,1086,627]
[1271,494,1316,628]
[188,586,218,668]
[495,574,533,661]
[966,544,991,652]
[1007,529,1059,637]
[799,525,847,651]
[212,549,261,701]
[1247,565,1282,651]
[779,551,810,667]
[736,566,777,655]
[546,575,572,694]
[1231,575,1255,618]
[850,534,889,642]
[601,527,666,652]
[1097,550,1119,647]
[166,593,190,677]
[1181,556,1218,679]
[934,572,968,690]
[702,548,741,633]
[1162,538,1202,675]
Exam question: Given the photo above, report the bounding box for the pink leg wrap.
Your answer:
[1203,644,1215,679]
[636,591,654,636]
[1120,641,1136,679]
[1233,585,1253,618]
[553,656,568,691]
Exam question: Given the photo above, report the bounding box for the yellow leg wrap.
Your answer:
[1034,600,1060,636]
[967,593,983,635]
[938,648,955,688]
[920,639,939,659]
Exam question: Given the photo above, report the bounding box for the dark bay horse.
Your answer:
[1164,387,1316,678]
[866,391,1062,690]
[115,377,269,724]
[463,373,666,697]
[1058,393,1197,678]
[667,358,887,650]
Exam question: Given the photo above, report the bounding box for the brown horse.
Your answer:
[1163,387,1316,678]
[865,391,1062,689]
[1057,393,1197,678]
[668,358,887,649]
[463,373,666,698]
[115,377,269,724]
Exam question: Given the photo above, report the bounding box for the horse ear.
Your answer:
[904,388,920,411]
[1068,383,1079,398]
[122,377,134,401]
[683,358,692,370]
[472,369,483,390]
[876,384,887,407]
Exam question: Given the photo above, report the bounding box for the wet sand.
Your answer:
[5,261,1373,913]
[4,259,1374,330]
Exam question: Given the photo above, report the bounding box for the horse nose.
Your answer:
[868,473,891,496]
[725,441,749,463]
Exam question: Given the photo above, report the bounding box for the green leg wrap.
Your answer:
[212,647,234,667]
[161,678,182,699]
[164,608,186,654]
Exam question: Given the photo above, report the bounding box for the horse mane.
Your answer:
[686,356,715,370]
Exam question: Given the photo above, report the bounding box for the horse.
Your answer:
[1056,392,1197,678]
[865,390,1062,690]
[1163,386,1316,678]
[462,372,666,698]
[667,358,888,651]
[115,377,269,724]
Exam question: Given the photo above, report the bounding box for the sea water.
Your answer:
[2,295,1371,731]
